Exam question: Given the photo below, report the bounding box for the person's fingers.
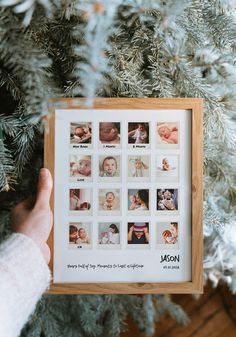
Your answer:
[35,168,53,210]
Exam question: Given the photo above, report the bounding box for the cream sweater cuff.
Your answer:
[0,233,51,337]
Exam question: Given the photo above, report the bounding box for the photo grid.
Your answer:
[68,120,180,250]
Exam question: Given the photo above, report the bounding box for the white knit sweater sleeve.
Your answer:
[0,233,51,337]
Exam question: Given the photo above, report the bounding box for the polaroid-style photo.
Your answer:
[156,155,179,182]
[127,155,150,182]
[156,122,179,149]
[69,222,92,249]
[127,189,150,214]
[98,155,121,181]
[69,154,92,182]
[98,189,121,215]
[156,222,179,249]
[128,122,150,149]
[99,122,121,149]
[127,222,150,246]
[156,188,179,215]
[98,222,121,248]
[69,189,92,215]
[70,122,92,149]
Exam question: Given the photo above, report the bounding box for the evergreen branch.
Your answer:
[204,104,236,150]
[0,64,22,101]
[0,136,16,191]
[202,0,236,50]
[0,9,53,116]
[148,52,175,97]
[0,114,20,137]
[68,1,120,103]
[158,295,190,325]
[12,114,39,178]
[142,295,155,336]
[0,0,58,26]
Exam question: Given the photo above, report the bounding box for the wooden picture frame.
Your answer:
[44,98,203,294]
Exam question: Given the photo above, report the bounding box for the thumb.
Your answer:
[35,168,53,209]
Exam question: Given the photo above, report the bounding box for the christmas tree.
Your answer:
[1,1,236,336]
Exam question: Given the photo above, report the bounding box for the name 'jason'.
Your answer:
[160,254,180,263]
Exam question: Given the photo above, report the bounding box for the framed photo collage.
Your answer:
[45,98,203,294]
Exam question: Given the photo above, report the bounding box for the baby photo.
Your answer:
[69,155,92,181]
[156,222,179,249]
[98,222,121,246]
[69,222,91,248]
[128,122,149,147]
[127,222,149,245]
[156,155,179,182]
[99,122,121,147]
[156,189,178,213]
[156,122,179,148]
[98,189,121,214]
[99,155,121,181]
[69,189,92,214]
[128,155,150,181]
[70,122,92,146]
[128,189,149,212]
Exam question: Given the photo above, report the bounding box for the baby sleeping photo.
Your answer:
[156,122,179,146]
[70,122,92,144]
[99,122,120,144]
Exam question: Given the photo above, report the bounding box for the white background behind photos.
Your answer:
[54,108,191,283]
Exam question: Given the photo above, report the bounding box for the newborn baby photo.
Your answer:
[156,122,179,147]
[128,122,149,144]
[99,122,121,145]
[70,122,92,144]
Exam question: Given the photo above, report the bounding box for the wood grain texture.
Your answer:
[121,284,236,337]
[44,98,203,294]
[44,112,55,273]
